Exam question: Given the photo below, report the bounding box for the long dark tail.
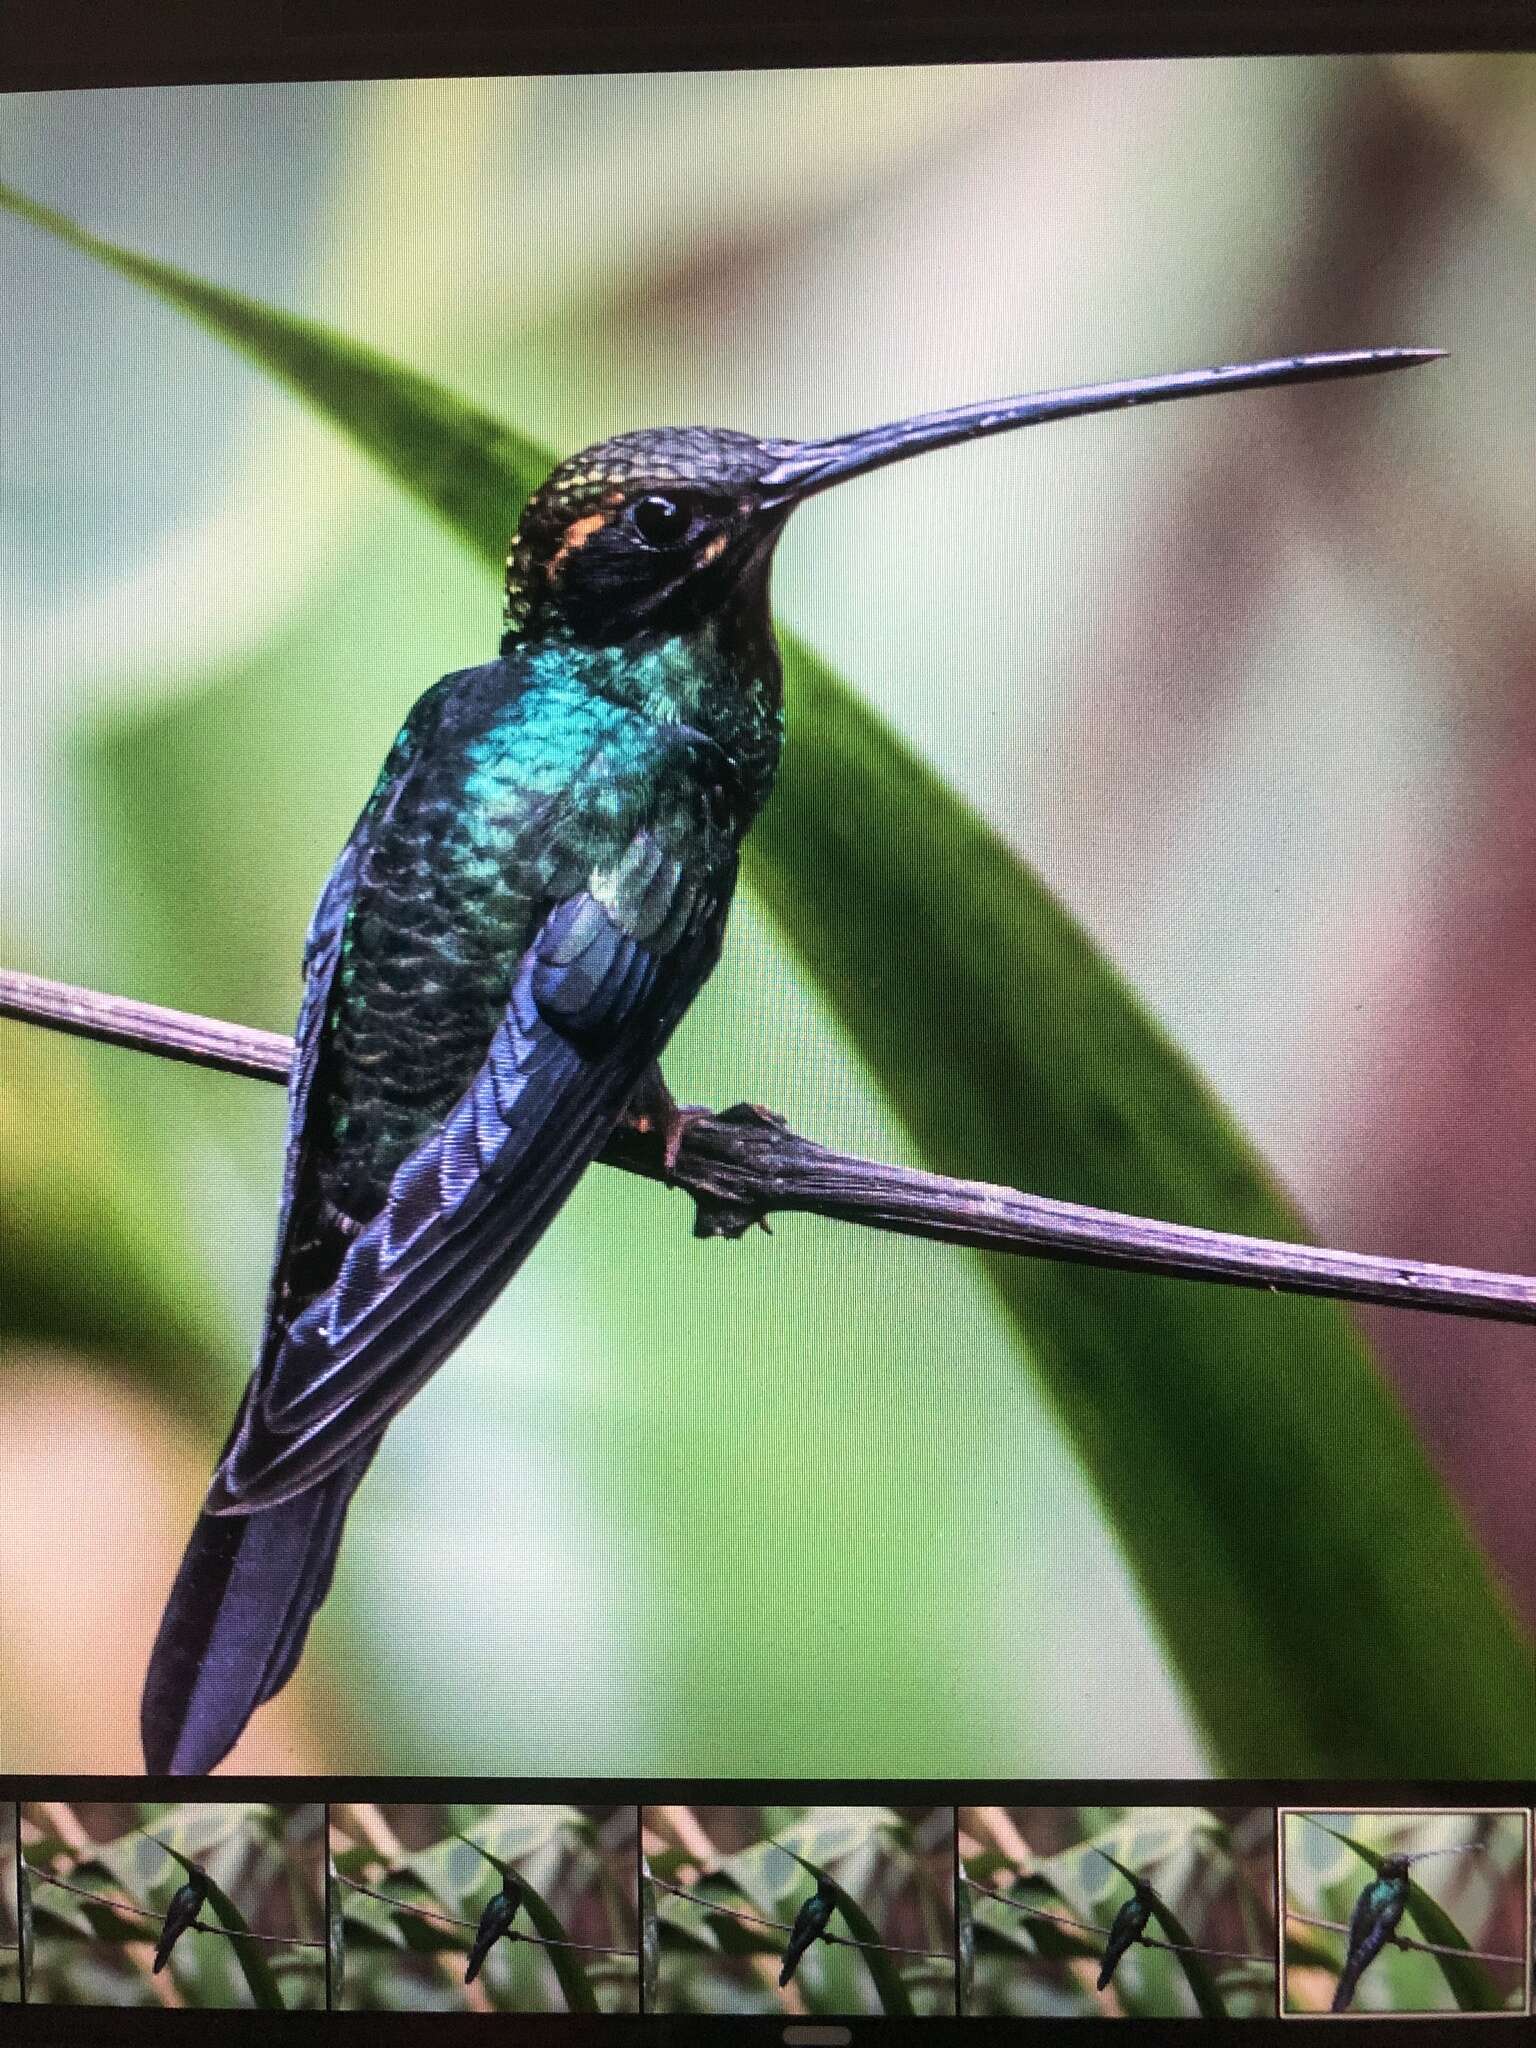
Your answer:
[1331,1931,1386,2015]
[141,1445,375,1774]
[1096,1934,1129,1992]
[464,1925,497,1985]
[1330,1956,1363,2014]
[779,1935,811,1988]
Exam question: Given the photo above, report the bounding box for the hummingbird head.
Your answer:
[502,426,794,647]
[1379,1855,1414,1879]
[501,348,1442,650]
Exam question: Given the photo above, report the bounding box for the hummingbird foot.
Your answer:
[622,1070,781,1236]
[717,1099,788,1132]
[689,1102,784,1240]
[622,1061,710,1178]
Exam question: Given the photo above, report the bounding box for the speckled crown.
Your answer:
[503,426,790,633]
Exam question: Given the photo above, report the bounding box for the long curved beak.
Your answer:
[1404,1841,1486,1865]
[758,347,1442,503]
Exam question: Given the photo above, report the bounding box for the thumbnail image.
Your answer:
[330,1802,637,2012]
[1281,1809,1529,2017]
[644,1803,954,2016]
[1,1802,21,2002]
[19,1800,325,2010]
[960,1803,1276,2019]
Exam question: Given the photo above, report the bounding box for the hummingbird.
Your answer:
[137,343,1439,1775]
[1096,1874,1157,1991]
[780,1873,839,1986]
[464,1874,522,1985]
[1330,1842,1481,2013]
[151,1863,210,1974]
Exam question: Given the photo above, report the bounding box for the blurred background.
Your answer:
[960,1803,1276,2019]
[19,1801,324,2009]
[1281,1807,1528,2015]
[331,1801,636,2013]
[645,1803,953,2015]
[0,55,1534,1775]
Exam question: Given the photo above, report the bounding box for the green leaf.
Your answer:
[0,184,544,570]
[327,1863,344,2010]
[452,1834,513,1883]
[971,1873,1086,1961]
[1092,1850,1225,2020]
[754,644,1535,1776]
[955,1870,974,2015]
[0,1006,225,1393]
[455,1837,599,2014]
[25,1863,147,1946]
[774,1844,913,2017]
[140,1835,285,2012]
[4,176,1531,1774]
[505,1872,601,2014]
[640,1863,660,2011]
[340,1875,450,1954]
[1283,1928,1340,1971]
[660,1874,770,1955]
[1305,1822,1498,2012]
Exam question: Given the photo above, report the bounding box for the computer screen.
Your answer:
[1,42,1531,2031]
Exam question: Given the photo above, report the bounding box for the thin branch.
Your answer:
[29,1868,325,1949]
[649,1875,949,1961]
[336,1877,474,1931]
[333,1874,636,1956]
[1285,1909,1524,1967]
[963,1877,1273,1966]
[6,967,1536,1329]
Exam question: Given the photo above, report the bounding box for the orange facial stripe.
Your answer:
[548,510,608,580]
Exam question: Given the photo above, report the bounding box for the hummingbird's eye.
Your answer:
[629,493,693,548]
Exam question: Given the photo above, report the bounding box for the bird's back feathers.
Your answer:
[151,1879,206,1974]
[779,1889,834,1986]
[142,663,745,1773]
[465,1888,519,1983]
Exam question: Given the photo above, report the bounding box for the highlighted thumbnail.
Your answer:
[19,1800,324,2009]
[1281,1808,1529,2018]
[959,1803,1276,2018]
[643,1803,954,2015]
[330,1802,637,2012]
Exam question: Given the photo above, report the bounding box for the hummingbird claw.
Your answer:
[692,1192,768,1241]
[622,1063,708,1179]
[719,1099,789,1131]
[661,1102,710,1178]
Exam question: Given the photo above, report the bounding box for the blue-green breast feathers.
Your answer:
[1096,1891,1152,1990]
[144,621,780,1773]
[208,654,754,1513]
[1332,1873,1408,2012]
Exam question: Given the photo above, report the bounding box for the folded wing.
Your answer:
[211,869,721,1510]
